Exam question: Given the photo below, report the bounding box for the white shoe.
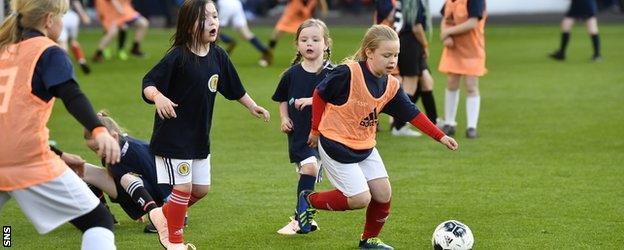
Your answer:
[277,217,299,235]
[391,126,422,137]
[277,217,319,235]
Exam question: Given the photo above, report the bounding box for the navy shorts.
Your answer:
[398,32,428,77]
[566,0,598,19]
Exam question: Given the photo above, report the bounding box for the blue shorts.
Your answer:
[566,0,598,19]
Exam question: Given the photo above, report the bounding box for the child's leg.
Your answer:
[268,29,283,50]
[94,26,119,62]
[585,17,601,58]
[120,174,158,213]
[444,74,461,128]
[465,75,480,136]
[187,155,211,208]
[298,157,319,195]
[236,25,269,54]
[555,17,575,56]
[131,17,150,55]
[188,184,209,207]
[391,76,418,132]
[420,69,438,124]
[362,177,391,240]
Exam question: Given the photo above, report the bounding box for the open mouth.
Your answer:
[208,28,217,36]
[306,49,314,54]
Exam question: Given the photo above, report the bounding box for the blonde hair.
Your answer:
[96,110,127,137]
[290,18,333,69]
[342,25,399,64]
[0,0,68,51]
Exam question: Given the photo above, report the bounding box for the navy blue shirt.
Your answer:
[109,136,171,203]
[23,30,76,102]
[272,62,332,163]
[440,0,485,20]
[316,61,421,163]
[142,44,246,159]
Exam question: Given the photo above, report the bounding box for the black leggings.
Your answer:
[70,203,114,232]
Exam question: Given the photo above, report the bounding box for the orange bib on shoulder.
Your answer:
[319,62,400,150]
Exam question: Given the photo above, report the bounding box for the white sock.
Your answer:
[82,227,116,250]
[444,89,459,126]
[466,95,480,129]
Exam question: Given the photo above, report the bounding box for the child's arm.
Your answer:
[279,102,293,133]
[143,86,178,119]
[307,89,326,148]
[294,97,313,110]
[238,93,270,122]
[72,0,91,25]
[412,24,429,58]
[440,17,478,40]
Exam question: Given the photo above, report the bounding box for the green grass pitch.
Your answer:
[1,24,623,249]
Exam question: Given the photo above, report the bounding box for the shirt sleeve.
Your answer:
[381,87,421,122]
[217,47,246,100]
[316,65,350,105]
[142,48,179,104]
[467,0,485,19]
[35,46,75,90]
[272,69,291,102]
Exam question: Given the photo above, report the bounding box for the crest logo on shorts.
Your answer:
[208,74,219,93]
[177,162,191,176]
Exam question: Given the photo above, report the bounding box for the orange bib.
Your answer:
[0,37,67,191]
[319,62,400,150]
[438,0,487,76]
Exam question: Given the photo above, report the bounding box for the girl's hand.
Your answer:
[280,117,293,133]
[154,94,178,119]
[440,135,458,151]
[424,47,430,59]
[443,37,455,48]
[81,14,91,25]
[307,132,319,148]
[95,132,121,165]
[250,105,270,122]
[294,98,312,111]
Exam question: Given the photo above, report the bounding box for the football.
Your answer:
[432,220,474,250]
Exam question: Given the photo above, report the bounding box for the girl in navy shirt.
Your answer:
[272,19,333,235]
[141,0,270,248]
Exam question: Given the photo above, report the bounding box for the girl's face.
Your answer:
[47,13,63,42]
[198,2,219,43]
[297,25,327,62]
[365,40,399,76]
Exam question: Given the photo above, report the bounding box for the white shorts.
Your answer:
[0,168,99,234]
[155,155,211,185]
[59,10,80,42]
[318,141,389,197]
[217,0,248,28]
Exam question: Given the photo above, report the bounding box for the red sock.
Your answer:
[70,42,85,63]
[187,194,203,208]
[164,189,190,244]
[362,199,391,239]
[308,189,350,211]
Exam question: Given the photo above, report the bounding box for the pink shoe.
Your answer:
[277,217,319,235]
[148,207,169,248]
[277,217,299,235]
[168,243,196,250]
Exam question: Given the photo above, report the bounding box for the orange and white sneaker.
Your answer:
[148,207,169,248]
[277,216,319,235]
[168,243,196,250]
